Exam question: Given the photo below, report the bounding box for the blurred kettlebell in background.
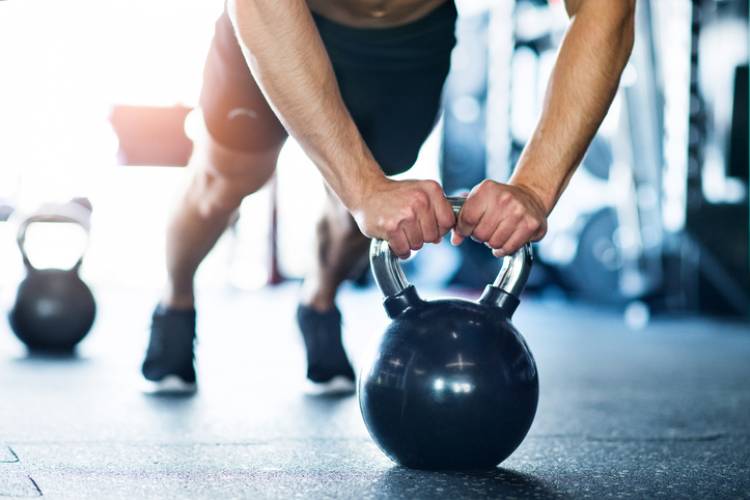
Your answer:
[8,198,96,352]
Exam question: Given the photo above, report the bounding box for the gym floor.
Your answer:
[0,284,748,499]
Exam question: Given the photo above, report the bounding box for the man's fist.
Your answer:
[452,180,547,256]
[352,178,455,259]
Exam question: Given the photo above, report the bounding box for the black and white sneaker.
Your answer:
[141,305,197,395]
[296,304,356,396]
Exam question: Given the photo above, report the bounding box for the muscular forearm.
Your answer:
[227,0,384,209]
[510,1,635,214]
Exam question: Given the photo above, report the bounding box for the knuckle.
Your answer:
[412,191,429,206]
[384,219,399,233]
[498,191,512,204]
[400,208,416,223]
[425,180,442,194]
[478,179,494,191]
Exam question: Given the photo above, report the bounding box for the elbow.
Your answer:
[609,1,636,68]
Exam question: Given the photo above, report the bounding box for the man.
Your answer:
[141,0,635,394]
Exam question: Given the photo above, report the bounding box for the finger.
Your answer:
[434,196,456,236]
[401,219,424,252]
[496,225,531,257]
[388,231,411,259]
[456,198,485,238]
[417,204,440,244]
[451,229,464,246]
[528,217,547,241]
[471,210,502,245]
[487,218,517,253]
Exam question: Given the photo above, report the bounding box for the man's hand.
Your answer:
[452,180,547,257]
[352,178,455,259]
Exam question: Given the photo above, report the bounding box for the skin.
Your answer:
[163,0,635,312]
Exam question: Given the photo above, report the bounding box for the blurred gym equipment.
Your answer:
[673,0,750,316]
[440,0,749,318]
[0,198,14,222]
[109,104,194,166]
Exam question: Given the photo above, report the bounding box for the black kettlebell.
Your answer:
[359,197,538,470]
[8,199,96,352]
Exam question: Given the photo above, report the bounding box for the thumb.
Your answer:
[451,229,464,246]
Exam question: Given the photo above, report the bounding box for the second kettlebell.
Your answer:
[8,199,97,352]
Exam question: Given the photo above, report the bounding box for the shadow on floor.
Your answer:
[372,466,565,499]
[11,350,90,365]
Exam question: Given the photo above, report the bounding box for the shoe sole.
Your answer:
[141,375,197,395]
[304,375,356,396]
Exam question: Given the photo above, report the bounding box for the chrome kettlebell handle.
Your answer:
[16,198,93,272]
[370,196,533,317]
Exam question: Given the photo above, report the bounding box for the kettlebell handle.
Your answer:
[370,196,533,318]
[16,199,92,272]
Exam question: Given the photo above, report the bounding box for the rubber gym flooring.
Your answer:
[0,284,748,499]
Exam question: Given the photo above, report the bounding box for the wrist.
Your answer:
[509,178,555,216]
[342,164,388,211]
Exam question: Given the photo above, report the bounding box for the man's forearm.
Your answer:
[510,1,636,214]
[227,0,384,209]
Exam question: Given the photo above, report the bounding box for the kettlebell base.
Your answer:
[391,457,506,472]
[21,345,79,359]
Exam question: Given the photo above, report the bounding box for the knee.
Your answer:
[191,141,278,219]
[326,210,366,244]
[316,205,363,244]
[190,169,244,219]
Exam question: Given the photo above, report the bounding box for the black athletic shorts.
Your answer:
[199,2,457,176]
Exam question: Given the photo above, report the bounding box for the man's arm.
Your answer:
[227,0,455,258]
[455,0,636,256]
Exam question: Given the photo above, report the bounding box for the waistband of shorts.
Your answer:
[311,1,456,42]
[311,1,457,69]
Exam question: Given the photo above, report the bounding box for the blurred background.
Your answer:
[1,3,748,496]
[0,0,747,333]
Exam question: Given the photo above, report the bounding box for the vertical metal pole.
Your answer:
[268,174,284,285]
[485,0,515,182]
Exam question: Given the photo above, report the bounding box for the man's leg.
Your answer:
[141,131,282,394]
[142,6,289,393]
[300,188,370,312]
[164,133,280,310]
[295,188,369,394]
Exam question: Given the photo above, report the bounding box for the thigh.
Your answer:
[199,12,288,154]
